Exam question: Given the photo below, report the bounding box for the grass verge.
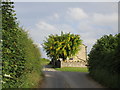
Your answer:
[55,67,88,72]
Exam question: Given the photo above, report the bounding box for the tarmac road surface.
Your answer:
[40,65,105,88]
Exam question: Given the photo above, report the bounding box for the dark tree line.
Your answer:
[88,34,120,88]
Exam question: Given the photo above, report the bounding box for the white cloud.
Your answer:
[47,13,60,21]
[93,13,118,25]
[57,24,75,33]
[31,21,59,43]
[77,12,118,53]
[28,21,57,44]
[53,13,59,19]
[30,21,75,43]
[66,8,88,20]
[36,21,57,32]
[78,12,118,36]
[36,21,75,35]
[78,20,93,32]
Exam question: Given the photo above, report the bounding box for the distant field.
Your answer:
[55,67,88,72]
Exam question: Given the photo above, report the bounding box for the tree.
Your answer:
[112,33,120,73]
[43,32,82,61]
[88,34,118,72]
[88,34,119,88]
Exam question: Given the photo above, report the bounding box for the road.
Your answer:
[40,65,105,88]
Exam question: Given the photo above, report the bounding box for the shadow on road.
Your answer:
[44,65,53,68]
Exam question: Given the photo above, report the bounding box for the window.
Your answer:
[69,58,73,60]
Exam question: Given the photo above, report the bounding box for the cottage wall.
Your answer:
[61,61,87,67]
[56,44,87,68]
[70,44,87,62]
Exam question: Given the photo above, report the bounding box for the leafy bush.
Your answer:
[88,34,120,88]
[2,1,42,88]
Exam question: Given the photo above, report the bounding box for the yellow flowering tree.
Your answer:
[43,32,82,61]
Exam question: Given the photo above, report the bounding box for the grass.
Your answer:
[90,69,120,88]
[41,59,50,66]
[55,67,88,72]
[20,71,43,88]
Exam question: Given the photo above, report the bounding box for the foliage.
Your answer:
[2,1,42,88]
[113,34,120,73]
[55,67,88,72]
[43,32,82,61]
[88,34,120,88]
[40,58,50,66]
[2,1,24,88]
[0,2,2,87]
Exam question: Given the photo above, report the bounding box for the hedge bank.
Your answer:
[2,1,42,88]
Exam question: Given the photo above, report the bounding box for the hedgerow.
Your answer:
[2,1,42,88]
[88,34,120,88]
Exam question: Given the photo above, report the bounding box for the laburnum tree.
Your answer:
[43,32,82,62]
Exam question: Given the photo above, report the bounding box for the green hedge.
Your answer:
[2,1,42,88]
[88,34,120,88]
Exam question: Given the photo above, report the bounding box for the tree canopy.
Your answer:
[88,34,119,72]
[43,32,82,61]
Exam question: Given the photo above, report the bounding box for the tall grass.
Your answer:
[90,69,119,88]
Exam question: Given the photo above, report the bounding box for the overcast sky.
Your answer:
[14,2,118,58]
